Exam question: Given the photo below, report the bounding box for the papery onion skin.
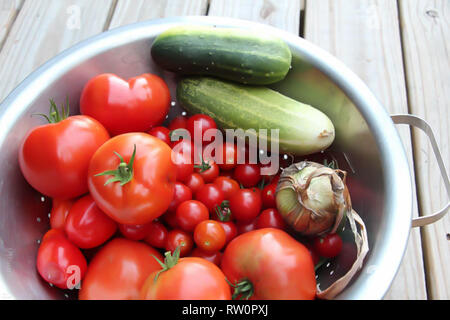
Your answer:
[275,161,351,236]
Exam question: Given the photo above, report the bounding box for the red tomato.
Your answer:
[141,255,230,300]
[144,221,168,249]
[219,171,234,180]
[218,220,238,245]
[168,182,192,213]
[256,208,286,230]
[88,133,176,225]
[175,200,209,232]
[171,140,195,183]
[194,159,219,183]
[191,248,222,266]
[261,183,277,208]
[64,195,117,249]
[186,114,217,142]
[229,188,262,222]
[217,142,238,171]
[194,220,227,252]
[119,222,153,241]
[50,198,75,230]
[79,238,163,300]
[195,184,225,214]
[166,230,194,257]
[168,115,188,131]
[185,173,205,194]
[221,228,316,300]
[234,163,261,188]
[37,229,87,289]
[80,73,170,135]
[236,219,258,235]
[213,176,240,199]
[19,105,110,200]
[313,233,343,258]
[148,126,171,146]
[162,210,179,229]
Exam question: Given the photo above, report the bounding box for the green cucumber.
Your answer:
[177,77,335,156]
[151,26,292,85]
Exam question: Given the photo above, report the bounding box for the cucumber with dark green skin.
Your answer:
[151,26,292,85]
[177,77,335,156]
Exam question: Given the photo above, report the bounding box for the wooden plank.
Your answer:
[304,0,427,299]
[109,0,209,29]
[0,0,114,102]
[0,0,22,50]
[399,0,450,300]
[208,0,302,34]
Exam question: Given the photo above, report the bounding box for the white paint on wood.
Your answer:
[0,0,22,49]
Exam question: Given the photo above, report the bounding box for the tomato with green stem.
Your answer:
[80,73,170,135]
[194,158,219,183]
[221,228,316,300]
[19,99,110,199]
[64,194,117,249]
[140,247,231,300]
[214,205,237,245]
[166,229,193,257]
[79,238,163,300]
[88,133,176,225]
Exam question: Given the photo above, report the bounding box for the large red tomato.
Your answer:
[80,73,170,135]
[140,250,231,300]
[221,228,316,300]
[19,102,110,199]
[88,133,176,225]
[79,238,163,300]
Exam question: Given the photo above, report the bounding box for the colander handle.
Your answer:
[391,114,450,227]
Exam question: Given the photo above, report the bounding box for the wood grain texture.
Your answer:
[0,0,22,50]
[208,0,302,34]
[0,0,114,102]
[399,0,450,300]
[304,0,427,299]
[109,0,208,29]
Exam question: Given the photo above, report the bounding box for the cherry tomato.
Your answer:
[194,220,226,253]
[166,230,194,257]
[233,163,261,188]
[119,222,153,241]
[50,198,74,230]
[79,238,163,300]
[261,183,277,209]
[218,220,238,245]
[175,200,209,232]
[221,228,316,300]
[168,182,192,213]
[186,114,217,143]
[171,140,195,183]
[144,221,168,249]
[256,208,286,230]
[217,142,238,171]
[213,176,240,199]
[229,188,262,222]
[190,248,222,266]
[162,210,179,229]
[168,115,188,131]
[80,73,170,135]
[88,133,176,225]
[195,184,225,214]
[313,233,343,258]
[141,255,230,300]
[37,229,87,289]
[184,173,205,194]
[64,194,117,249]
[194,159,220,183]
[148,126,171,146]
[236,219,258,235]
[19,103,110,199]
[219,171,234,180]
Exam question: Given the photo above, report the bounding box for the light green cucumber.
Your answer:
[176,77,335,156]
[151,26,292,85]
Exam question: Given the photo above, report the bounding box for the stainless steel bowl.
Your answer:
[0,16,447,300]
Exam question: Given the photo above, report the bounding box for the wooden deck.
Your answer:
[0,0,448,299]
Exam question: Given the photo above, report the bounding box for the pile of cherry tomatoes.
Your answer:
[20,73,345,300]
